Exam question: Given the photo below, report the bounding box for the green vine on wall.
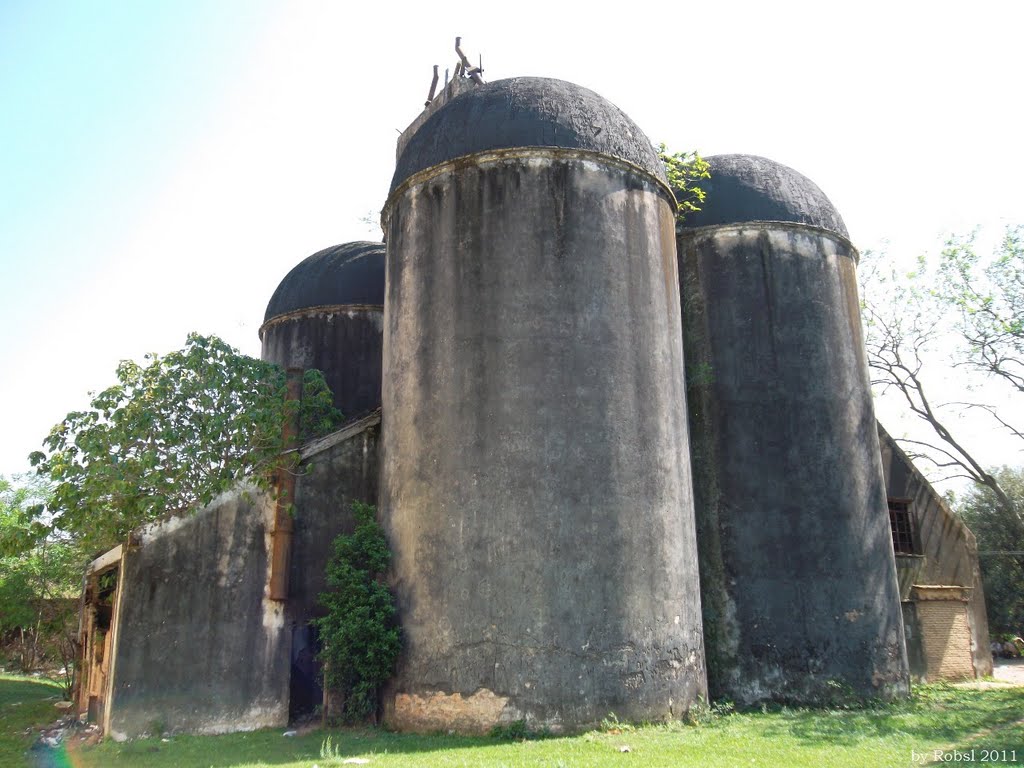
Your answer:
[316,501,400,723]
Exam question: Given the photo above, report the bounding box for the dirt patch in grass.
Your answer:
[995,659,1024,686]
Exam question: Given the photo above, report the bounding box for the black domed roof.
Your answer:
[680,154,848,238]
[263,241,385,323]
[390,77,666,194]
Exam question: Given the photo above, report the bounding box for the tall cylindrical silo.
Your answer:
[261,241,385,418]
[381,77,707,733]
[677,154,909,705]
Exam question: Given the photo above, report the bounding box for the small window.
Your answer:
[888,498,915,555]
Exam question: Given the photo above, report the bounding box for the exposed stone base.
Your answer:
[386,689,521,735]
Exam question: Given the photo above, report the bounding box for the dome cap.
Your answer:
[390,77,666,194]
[264,241,385,323]
[680,154,848,238]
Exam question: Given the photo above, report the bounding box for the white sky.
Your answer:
[1,1,1022,486]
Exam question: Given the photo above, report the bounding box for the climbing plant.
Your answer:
[659,143,711,229]
[316,501,400,723]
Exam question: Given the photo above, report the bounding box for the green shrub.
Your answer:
[315,501,400,723]
[489,719,529,740]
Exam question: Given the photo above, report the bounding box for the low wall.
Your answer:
[287,412,381,718]
[102,413,383,736]
[107,485,289,739]
[289,411,381,623]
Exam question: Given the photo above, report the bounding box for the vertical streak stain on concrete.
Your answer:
[382,147,706,732]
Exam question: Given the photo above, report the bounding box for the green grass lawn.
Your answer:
[0,674,65,767]
[3,675,1023,768]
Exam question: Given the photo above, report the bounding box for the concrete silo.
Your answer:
[260,241,385,417]
[381,77,707,733]
[677,154,909,705]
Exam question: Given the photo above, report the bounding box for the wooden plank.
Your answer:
[101,548,129,736]
[299,410,381,461]
[86,545,122,575]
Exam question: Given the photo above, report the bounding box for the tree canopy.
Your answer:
[29,333,342,553]
[0,475,80,687]
[860,225,1024,535]
[0,474,50,557]
[955,466,1024,634]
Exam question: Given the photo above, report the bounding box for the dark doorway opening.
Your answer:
[289,622,323,722]
[79,555,121,727]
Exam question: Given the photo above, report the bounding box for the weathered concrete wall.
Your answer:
[104,416,382,736]
[285,412,381,718]
[894,554,927,600]
[290,412,381,624]
[261,308,383,418]
[382,148,706,732]
[107,485,289,739]
[680,223,909,705]
[878,426,992,678]
[901,603,927,679]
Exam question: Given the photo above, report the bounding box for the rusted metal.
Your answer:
[454,36,484,84]
[426,65,439,106]
[269,368,303,601]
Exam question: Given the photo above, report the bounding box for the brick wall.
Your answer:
[914,587,975,682]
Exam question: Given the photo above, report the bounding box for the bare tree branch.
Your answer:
[859,230,1024,534]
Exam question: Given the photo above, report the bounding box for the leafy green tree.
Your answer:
[0,475,49,556]
[316,501,400,723]
[955,467,1024,634]
[659,144,710,228]
[0,476,81,692]
[935,227,1024,394]
[860,225,1024,535]
[29,333,342,553]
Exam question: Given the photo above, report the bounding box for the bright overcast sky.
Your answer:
[1,1,1022,479]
